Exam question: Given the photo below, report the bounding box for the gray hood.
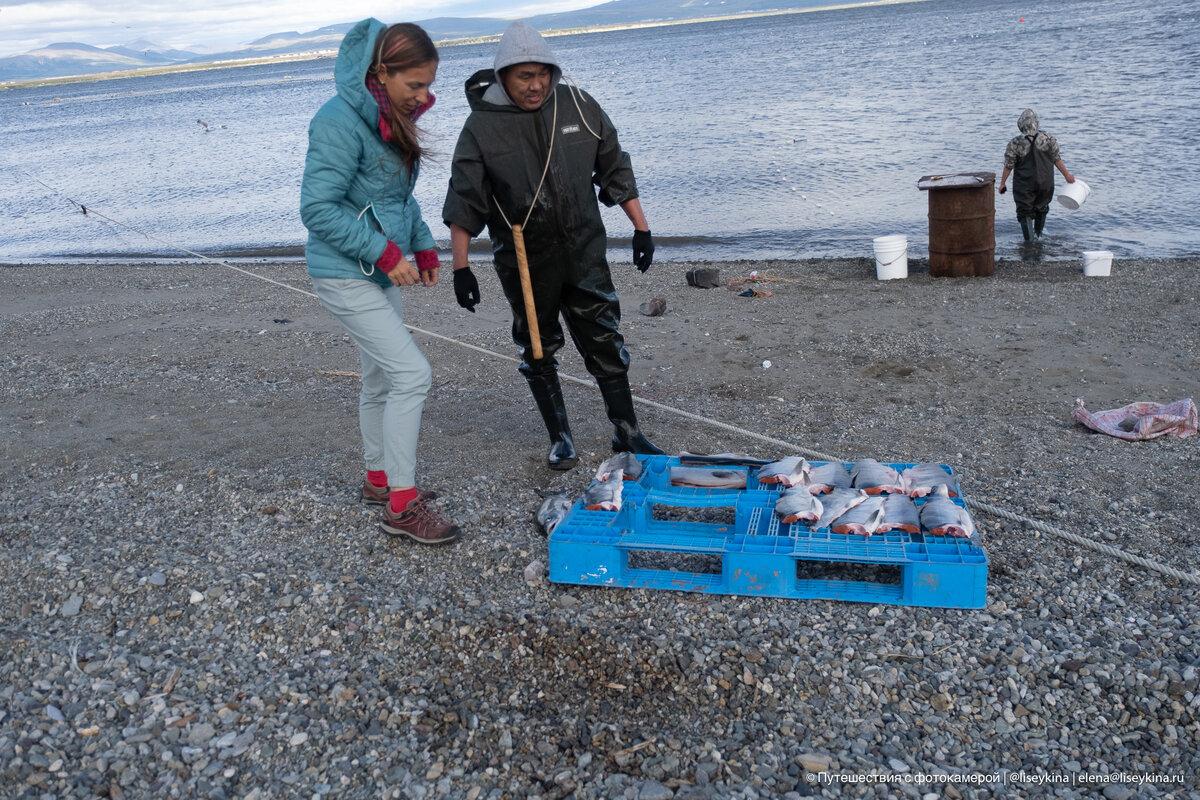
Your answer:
[1018,108,1040,136]
[482,22,562,107]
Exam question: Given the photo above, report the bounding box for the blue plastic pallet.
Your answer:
[548,455,987,609]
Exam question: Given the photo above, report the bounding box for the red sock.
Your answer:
[389,487,420,513]
[366,470,388,488]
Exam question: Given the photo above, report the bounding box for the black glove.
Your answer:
[632,229,654,273]
[453,267,480,312]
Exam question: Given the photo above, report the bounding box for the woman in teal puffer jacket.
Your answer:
[301,19,460,545]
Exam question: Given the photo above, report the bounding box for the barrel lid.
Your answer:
[918,171,996,191]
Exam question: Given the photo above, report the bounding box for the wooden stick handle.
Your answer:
[511,224,543,362]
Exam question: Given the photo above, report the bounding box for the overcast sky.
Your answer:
[0,0,597,58]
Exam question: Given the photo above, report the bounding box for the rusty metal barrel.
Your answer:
[917,172,996,277]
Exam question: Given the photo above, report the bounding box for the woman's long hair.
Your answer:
[373,23,437,170]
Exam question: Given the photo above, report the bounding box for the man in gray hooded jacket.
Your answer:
[998,108,1076,241]
[442,22,663,470]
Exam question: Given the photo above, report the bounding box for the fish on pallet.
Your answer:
[757,456,811,488]
[669,466,747,489]
[810,488,869,531]
[850,459,907,495]
[902,462,958,498]
[831,495,886,536]
[536,492,573,535]
[774,486,824,524]
[919,485,977,542]
[595,452,643,482]
[679,451,771,467]
[584,469,624,511]
[805,462,851,495]
[878,494,921,534]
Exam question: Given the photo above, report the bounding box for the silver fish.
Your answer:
[850,459,906,495]
[535,492,573,535]
[810,488,869,531]
[669,466,747,489]
[878,494,921,534]
[757,456,811,488]
[584,469,624,511]
[831,495,886,536]
[774,486,824,524]
[806,462,851,495]
[595,452,643,482]
[902,462,958,498]
[919,485,977,542]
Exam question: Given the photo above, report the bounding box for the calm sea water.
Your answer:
[2,0,1198,262]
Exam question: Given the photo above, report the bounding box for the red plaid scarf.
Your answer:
[365,73,435,143]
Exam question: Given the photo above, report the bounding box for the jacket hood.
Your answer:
[335,18,388,129]
[479,22,562,107]
[1018,108,1040,136]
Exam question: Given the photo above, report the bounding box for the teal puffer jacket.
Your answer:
[301,18,436,287]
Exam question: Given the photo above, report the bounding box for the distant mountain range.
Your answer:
[0,0,852,82]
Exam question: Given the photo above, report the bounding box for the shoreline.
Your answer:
[1,256,1196,796]
[0,0,924,91]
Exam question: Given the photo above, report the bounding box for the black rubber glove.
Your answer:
[632,229,654,273]
[453,267,480,312]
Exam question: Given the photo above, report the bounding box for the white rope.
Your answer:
[12,165,1198,587]
[563,76,602,141]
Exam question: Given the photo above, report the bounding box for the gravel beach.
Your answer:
[1,256,1197,798]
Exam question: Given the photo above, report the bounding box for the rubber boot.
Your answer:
[1018,216,1034,242]
[1034,209,1048,238]
[525,372,578,471]
[596,375,665,455]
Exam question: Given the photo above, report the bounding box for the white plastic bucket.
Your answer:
[1057,178,1091,210]
[872,235,908,280]
[1082,250,1113,277]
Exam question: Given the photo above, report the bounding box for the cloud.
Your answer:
[0,0,598,58]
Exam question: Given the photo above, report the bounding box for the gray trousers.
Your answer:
[312,278,431,488]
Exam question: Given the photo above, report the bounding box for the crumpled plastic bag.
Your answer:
[1072,398,1198,440]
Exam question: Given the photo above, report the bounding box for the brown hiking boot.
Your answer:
[361,481,438,505]
[379,499,460,545]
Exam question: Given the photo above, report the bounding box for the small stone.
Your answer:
[189,591,205,605]
[188,724,216,746]
[148,572,167,587]
[46,705,65,723]
[798,753,831,773]
[289,732,308,747]
[425,762,444,780]
[638,780,673,800]
[61,594,83,617]
[523,560,545,586]
[887,758,910,773]
[1102,787,1133,800]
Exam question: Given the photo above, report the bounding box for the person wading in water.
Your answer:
[998,108,1076,242]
